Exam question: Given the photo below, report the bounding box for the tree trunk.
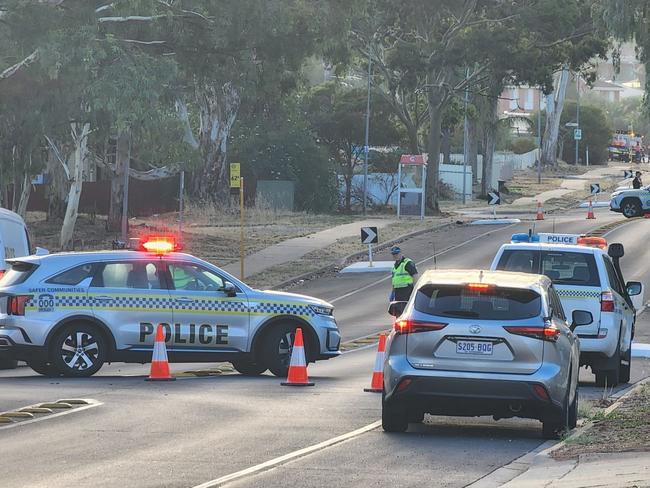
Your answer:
[468,116,479,184]
[441,128,452,164]
[426,91,444,213]
[406,124,420,153]
[16,154,32,218]
[60,122,90,250]
[192,82,241,202]
[46,145,68,221]
[481,96,499,197]
[107,130,130,232]
[541,68,570,167]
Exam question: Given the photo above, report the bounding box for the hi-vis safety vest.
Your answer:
[392,258,414,288]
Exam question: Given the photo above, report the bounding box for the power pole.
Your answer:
[575,74,580,165]
[461,74,469,203]
[537,89,542,184]
[363,47,372,216]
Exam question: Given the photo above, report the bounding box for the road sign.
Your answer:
[230,163,241,188]
[488,190,501,205]
[624,170,634,179]
[361,227,378,244]
[574,129,582,141]
[565,122,579,127]
[590,183,601,194]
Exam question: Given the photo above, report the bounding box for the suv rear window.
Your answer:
[0,262,38,287]
[47,263,96,286]
[414,284,541,320]
[496,249,600,286]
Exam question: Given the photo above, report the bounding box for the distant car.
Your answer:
[0,236,340,377]
[383,269,584,439]
[610,186,650,218]
[491,233,643,387]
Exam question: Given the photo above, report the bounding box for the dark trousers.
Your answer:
[393,285,414,302]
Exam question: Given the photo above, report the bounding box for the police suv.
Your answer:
[0,237,341,377]
[491,233,644,387]
[609,185,650,218]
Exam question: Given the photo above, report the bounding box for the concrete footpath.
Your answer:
[221,218,396,279]
[500,452,650,488]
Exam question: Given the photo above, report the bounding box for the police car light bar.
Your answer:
[510,232,607,248]
[140,236,182,254]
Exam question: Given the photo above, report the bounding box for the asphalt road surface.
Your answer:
[1,205,649,488]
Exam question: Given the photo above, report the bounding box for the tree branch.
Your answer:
[44,135,71,181]
[0,50,38,81]
[175,99,200,150]
[98,15,167,23]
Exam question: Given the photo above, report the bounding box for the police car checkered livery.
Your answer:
[0,239,341,377]
[491,233,644,387]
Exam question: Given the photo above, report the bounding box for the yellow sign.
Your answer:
[230,163,241,188]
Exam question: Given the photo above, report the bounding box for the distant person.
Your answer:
[633,171,643,189]
[390,246,418,302]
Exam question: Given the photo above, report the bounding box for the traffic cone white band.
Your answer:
[289,345,306,367]
[373,351,385,372]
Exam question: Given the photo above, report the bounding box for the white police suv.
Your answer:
[0,236,341,377]
[491,233,644,387]
[609,185,650,218]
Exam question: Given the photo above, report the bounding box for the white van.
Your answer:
[0,208,32,369]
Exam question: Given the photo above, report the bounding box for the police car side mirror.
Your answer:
[571,310,593,330]
[626,281,642,296]
[608,243,625,259]
[388,301,407,317]
[221,281,237,297]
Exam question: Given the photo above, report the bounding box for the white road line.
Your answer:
[330,223,518,304]
[192,420,382,488]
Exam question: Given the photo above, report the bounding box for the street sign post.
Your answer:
[361,227,378,267]
[488,190,500,219]
[574,129,582,141]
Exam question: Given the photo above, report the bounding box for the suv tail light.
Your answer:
[394,319,447,334]
[601,291,615,312]
[7,295,32,316]
[503,324,560,342]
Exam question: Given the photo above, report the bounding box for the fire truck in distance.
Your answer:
[609,130,646,162]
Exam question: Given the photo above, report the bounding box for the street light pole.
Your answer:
[575,74,580,165]
[537,89,542,184]
[363,46,372,216]
[462,67,469,205]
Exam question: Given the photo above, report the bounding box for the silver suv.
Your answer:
[384,270,586,439]
[0,244,340,377]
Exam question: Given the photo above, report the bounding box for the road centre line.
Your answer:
[192,420,382,488]
[329,223,518,304]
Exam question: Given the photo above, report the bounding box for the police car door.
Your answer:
[165,262,249,353]
[87,260,172,353]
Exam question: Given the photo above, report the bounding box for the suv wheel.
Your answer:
[0,357,18,369]
[542,385,570,439]
[50,323,107,377]
[231,359,267,376]
[568,388,578,429]
[382,392,408,433]
[622,198,642,218]
[619,345,631,384]
[262,323,310,378]
[27,361,61,377]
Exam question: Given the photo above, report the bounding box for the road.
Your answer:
[1,205,649,488]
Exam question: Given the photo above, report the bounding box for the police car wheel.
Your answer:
[263,324,310,378]
[231,359,267,376]
[51,324,107,377]
[622,198,641,218]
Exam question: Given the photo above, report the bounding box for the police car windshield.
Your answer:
[497,250,600,287]
[414,284,541,320]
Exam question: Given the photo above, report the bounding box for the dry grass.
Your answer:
[553,385,650,460]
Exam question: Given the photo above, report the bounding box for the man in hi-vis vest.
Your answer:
[390,246,418,302]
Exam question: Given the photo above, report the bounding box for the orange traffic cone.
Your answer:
[586,199,596,219]
[364,333,386,393]
[281,328,314,386]
[146,324,175,381]
[536,201,544,221]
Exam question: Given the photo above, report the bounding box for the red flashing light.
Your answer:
[394,319,448,334]
[8,295,32,316]
[577,237,607,249]
[139,236,182,254]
